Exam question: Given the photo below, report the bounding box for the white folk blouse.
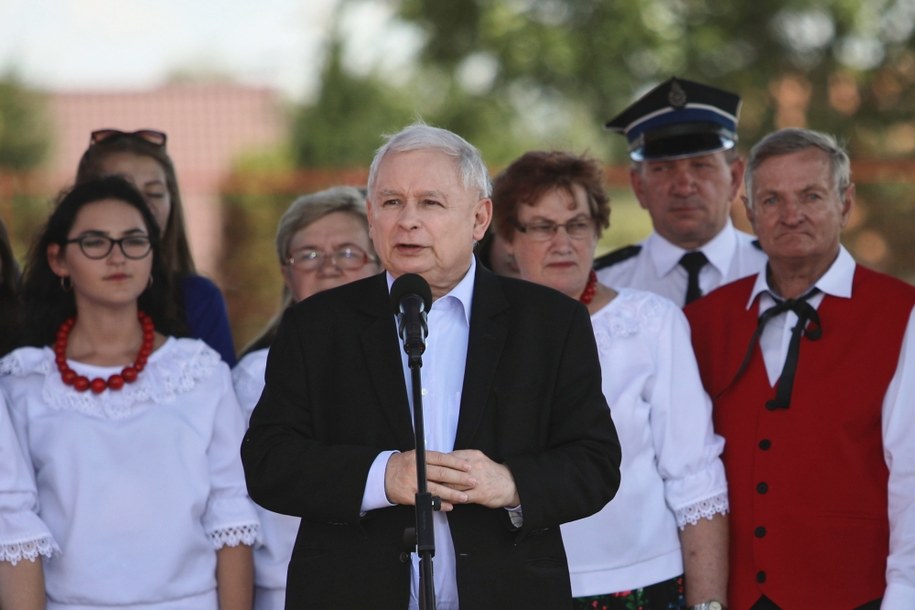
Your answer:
[0,388,56,565]
[233,348,301,610]
[0,338,260,610]
[561,288,728,596]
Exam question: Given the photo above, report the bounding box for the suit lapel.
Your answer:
[360,274,416,450]
[454,265,509,449]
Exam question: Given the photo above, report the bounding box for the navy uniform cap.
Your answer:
[605,77,741,161]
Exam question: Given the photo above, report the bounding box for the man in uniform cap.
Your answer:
[595,77,766,307]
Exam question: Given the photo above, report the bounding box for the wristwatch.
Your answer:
[688,602,725,610]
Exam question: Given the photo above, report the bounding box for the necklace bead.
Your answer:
[579,269,598,305]
[55,311,155,393]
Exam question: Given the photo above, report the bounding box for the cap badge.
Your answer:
[668,81,687,109]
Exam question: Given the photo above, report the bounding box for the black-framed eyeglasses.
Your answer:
[90,129,167,148]
[286,246,377,272]
[512,216,596,242]
[65,234,153,260]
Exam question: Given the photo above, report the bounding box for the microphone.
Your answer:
[390,273,433,367]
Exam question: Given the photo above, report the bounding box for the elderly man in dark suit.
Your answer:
[242,123,621,610]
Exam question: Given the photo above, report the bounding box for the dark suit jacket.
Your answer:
[242,262,621,609]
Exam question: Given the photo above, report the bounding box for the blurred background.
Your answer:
[1,0,913,349]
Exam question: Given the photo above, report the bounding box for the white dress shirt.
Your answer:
[597,220,767,307]
[746,247,915,609]
[361,258,477,610]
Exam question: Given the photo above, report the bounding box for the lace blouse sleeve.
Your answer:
[202,365,261,549]
[0,387,58,564]
[645,298,729,529]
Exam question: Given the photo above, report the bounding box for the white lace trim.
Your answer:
[591,289,669,351]
[209,524,259,549]
[675,492,729,529]
[0,339,223,420]
[0,537,56,565]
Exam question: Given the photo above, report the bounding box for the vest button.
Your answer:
[757,570,767,583]
[759,439,772,450]
[757,482,768,494]
[754,526,767,538]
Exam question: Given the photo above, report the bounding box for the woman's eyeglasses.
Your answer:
[512,216,596,242]
[90,129,168,148]
[286,246,377,272]
[65,234,153,260]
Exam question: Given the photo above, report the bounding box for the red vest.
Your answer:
[686,266,915,610]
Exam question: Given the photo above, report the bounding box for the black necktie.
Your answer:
[679,251,709,305]
[724,289,822,409]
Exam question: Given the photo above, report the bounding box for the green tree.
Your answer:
[383,0,915,161]
[291,30,416,169]
[0,74,50,169]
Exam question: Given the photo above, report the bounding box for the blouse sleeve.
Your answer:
[182,275,238,367]
[202,364,261,549]
[0,389,58,564]
[882,306,915,607]
[647,302,729,529]
[232,350,268,423]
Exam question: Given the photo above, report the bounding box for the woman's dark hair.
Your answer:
[19,176,182,347]
[491,150,611,241]
[0,218,21,356]
[75,132,196,277]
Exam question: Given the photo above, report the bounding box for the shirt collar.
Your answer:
[386,257,475,326]
[647,219,738,277]
[746,245,855,309]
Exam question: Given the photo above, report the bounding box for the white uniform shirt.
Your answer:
[233,348,301,610]
[746,247,915,609]
[0,338,260,610]
[597,220,767,307]
[561,288,727,595]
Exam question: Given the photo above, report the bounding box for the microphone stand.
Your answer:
[406,345,438,610]
[392,275,437,610]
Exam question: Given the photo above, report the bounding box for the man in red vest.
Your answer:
[686,128,915,609]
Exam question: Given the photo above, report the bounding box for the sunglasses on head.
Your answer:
[90,129,168,147]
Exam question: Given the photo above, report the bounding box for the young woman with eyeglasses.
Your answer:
[232,185,379,610]
[75,128,238,365]
[491,151,729,610]
[0,177,259,610]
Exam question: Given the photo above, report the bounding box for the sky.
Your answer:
[0,0,419,101]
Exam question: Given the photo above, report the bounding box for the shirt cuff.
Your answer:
[505,505,523,529]
[882,581,915,609]
[360,450,399,514]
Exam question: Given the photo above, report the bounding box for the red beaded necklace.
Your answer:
[579,269,598,305]
[54,311,155,394]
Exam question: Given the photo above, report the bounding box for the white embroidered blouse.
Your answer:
[561,288,728,596]
[0,337,260,609]
[0,388,57,565]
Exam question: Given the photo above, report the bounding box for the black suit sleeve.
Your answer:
[241,304,379,524]
[502,300,622,530]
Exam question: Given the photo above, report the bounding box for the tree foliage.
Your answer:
[385,0,915,162]
[0,74,50,169]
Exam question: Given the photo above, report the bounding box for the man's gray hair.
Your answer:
[367,122,492,199]
[744,128,851,207]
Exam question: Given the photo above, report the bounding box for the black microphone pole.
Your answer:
[390,274,438,610]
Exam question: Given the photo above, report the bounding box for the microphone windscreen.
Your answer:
[390,273,433,314]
